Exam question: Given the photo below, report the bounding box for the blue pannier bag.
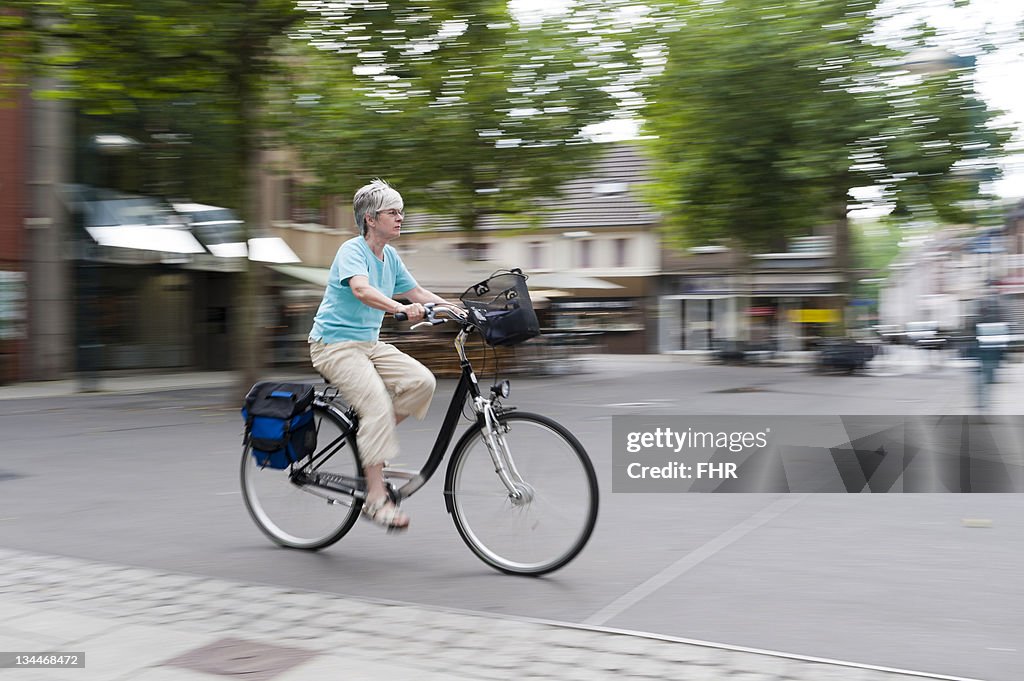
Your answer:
[241,382,317,469]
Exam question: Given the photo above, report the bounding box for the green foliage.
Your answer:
[851,218,901,275]
[1,0,305,210]
[3,0,1011,241]
[267,0,649,230]
[882,69,1009,224]
[2,1,303,112]
[642,0,1012,252]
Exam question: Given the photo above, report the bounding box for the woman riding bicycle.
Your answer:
[308,179,458,531]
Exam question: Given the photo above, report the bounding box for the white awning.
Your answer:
[172,202,300,263]
[270,264,330,287]
[85,225,206,254]
[207,242,249,258]
[528,272,623,289]
[530,289,571,299]
[248,237,300,264]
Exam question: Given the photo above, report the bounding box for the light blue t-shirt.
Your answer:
[309,236,417,343]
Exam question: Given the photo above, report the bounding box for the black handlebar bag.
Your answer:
[460,269,541,347]
[241,382,317,469]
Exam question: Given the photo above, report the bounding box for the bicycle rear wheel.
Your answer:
[445,411,598,576]
[241,403,362,550]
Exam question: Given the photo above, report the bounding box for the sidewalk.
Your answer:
[0,371,312,401]
[0,548,980,681]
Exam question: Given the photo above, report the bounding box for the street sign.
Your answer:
[788,309,840,324]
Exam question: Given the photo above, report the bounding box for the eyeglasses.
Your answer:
[377,208,403,218]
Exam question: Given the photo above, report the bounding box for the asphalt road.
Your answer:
[1,354,1022,680]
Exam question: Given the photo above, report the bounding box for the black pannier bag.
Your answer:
[460,269,541,347]
[241,382,317,469]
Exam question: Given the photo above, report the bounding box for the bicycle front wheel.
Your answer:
[241,403,362,550]
[445,411,598,576]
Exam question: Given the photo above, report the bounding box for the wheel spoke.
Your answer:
[448,412,598,575]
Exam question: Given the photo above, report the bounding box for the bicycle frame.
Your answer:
[390,326,483,501]
[307,322,504,504]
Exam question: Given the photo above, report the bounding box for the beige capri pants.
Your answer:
[309,340,436,466]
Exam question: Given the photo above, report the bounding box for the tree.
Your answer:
[267,0,651,231]
[642,0,1011,315]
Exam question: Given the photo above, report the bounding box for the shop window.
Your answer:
[550,300,643,332]
[576,240,593,269]
[613,238,629,268]
[273,178,290,222]
[0,271,26,341]
[453,242,490,261]
[528,241,545,270]
[285,178,326,225]
[269,288,323,365]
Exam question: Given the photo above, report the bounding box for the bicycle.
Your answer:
[240,302,599,576]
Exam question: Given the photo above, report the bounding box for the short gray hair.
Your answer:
[353,178,403,235]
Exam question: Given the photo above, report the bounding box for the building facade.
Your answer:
[878,225,1011,336]
[0,88,28,383]
[655,235,847,353]
[264,144,661,357]
[266,144,856,358]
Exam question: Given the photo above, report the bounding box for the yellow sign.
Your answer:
[788,309,840,324]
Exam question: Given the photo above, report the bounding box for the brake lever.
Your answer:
[411,319,446,330]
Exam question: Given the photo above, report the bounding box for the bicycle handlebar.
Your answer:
[393,302,433,322]
[393,302,466,327]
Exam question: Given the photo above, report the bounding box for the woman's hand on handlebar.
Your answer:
[394,302,427,322]
[394,302,466,324]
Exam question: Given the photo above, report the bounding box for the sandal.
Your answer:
[361,497,410,531]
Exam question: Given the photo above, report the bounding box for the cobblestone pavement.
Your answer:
[0,548,981,681]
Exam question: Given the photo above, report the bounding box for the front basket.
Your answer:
[459,269,541,347]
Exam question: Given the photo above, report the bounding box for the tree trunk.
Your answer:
[233,24,263,401]
[233,150,264,401]
[728,239,752,343]
[832,197,853,334]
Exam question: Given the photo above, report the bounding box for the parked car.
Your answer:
[710,339,775,365]
[871,324,906,345]
[904,321,946,350]
[814,338,877,374]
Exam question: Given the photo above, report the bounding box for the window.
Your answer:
[613,238,629,268]
[577,240,592,269]
[593,182,629,195]
[453,242,490,261]
[273,179,290,222]
[286,178,326,225]
[528,241,545,270]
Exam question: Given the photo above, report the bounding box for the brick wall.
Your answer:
[0,88,27,382]
[0,91,26,265]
